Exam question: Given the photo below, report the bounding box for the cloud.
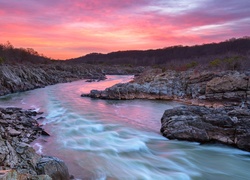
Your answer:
[0,0,249,59]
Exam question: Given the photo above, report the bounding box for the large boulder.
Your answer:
[36,156,70,180]
[161,105,250,152]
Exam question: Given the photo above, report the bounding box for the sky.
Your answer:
[0,0,249,60]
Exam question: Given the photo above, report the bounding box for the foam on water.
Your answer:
[33,143,43,154]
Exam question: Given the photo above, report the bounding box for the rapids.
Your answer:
[0,75,249,180]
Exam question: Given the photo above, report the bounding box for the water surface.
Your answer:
[0,75,249,180]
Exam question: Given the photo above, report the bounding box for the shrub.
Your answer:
[186,61,198,69]
[223,56,241,70]
[209,58,221,67]
[0,56,5,64]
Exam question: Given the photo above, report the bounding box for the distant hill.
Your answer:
[0,41,52,64]
[67,37,250,70]
[1,37,250,70]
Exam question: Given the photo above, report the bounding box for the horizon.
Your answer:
[1,0,249,60]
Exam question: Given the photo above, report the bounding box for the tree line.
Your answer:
[67,37,250,71]
[1,37,250,71]
[0,41,51,64]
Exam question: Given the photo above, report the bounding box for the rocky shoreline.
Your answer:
[0,63,145,180]
[82,69,250,104]
[0,64,145,96]
[82,69,250,152]
[0,64,106,96]
[1,66,250,179]
[0,107,70,179]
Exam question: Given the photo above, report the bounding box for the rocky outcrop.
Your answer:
[160,105,250,152]
[0,64,106,96]
[82,69,250,105]
[0,63,146,97]
[0,107,70,179]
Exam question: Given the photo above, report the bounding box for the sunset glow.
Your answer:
[0,0,249,59]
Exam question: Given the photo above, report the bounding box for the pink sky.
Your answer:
[0,0,249,60]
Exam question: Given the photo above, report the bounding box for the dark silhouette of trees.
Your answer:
[67,37,250,70]
[1,37,250,71]
[0,42,51,64]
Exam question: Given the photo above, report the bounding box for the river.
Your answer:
[0,75,249,180]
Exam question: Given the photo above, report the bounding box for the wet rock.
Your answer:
[41,130,50,136]
[85,79,95,82]
[161,105,250,152]
[36,156,70,180]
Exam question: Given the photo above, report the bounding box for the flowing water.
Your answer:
[0,75,250,180]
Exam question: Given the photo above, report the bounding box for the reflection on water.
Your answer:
[0,75,250,180]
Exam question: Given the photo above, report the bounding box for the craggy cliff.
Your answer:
[0,64,106,96]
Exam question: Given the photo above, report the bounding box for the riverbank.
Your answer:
[0,107,70,179]
[0,63,145,96]
[82,69,250,104]
[0,64,106,96]
[0,63,144,179]
[1,75,250,179]
[82,69,250,151]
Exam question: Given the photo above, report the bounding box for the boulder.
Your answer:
[161,105,250,152]
[36,156,70,180]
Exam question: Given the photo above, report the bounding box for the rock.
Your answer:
[0,107,70,179]
[160,105,250,152]
[8,128,21,136]
[206,73,248,93]
[41,130,50,136]
[37,117,45,121]
[0,64,108,96]
[36,156,70,180]
[85,79,95,82]
[0,169,52,180]
[0,63,144,97]
[83,70,250,105]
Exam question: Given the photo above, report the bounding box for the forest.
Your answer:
[68,37,250,71]
[1,37,250,71]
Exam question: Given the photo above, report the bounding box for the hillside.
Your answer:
[0,41,52,64]
[67,37,250,70]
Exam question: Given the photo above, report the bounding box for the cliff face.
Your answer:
[83,69,250,106]
[0,64,146,97]
[0,64,106,96]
